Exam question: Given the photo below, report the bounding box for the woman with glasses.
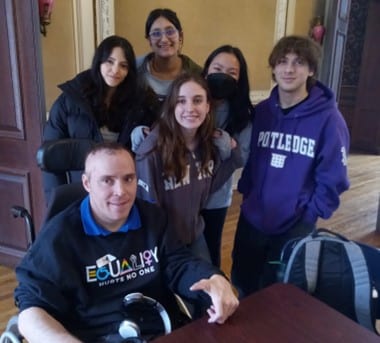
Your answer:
[201,45,254,267]
[137,8,202,104]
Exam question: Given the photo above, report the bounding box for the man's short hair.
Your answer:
[84,142,135,170]
[268,35,322,87]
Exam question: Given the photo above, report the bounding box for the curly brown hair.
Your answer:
[269,35,322,89]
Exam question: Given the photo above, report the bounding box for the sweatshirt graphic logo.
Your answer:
[341,147,348,166]
[138,179,149,192]
[271,153,287,168]
[85,247,159,287]
[163,160,214,191]
[258,131,316,167]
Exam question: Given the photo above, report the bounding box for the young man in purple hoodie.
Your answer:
[231,35,350,298]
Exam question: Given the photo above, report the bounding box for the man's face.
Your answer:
[273,52,314,97]
[82,149,137,232]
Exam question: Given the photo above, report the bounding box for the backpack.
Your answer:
[279,228,380,334]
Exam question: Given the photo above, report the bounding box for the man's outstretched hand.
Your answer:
[190,274,239,324]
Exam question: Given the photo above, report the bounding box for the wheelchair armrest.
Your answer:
[10,206,35,246]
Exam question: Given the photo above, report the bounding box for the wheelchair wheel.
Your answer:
[0,331,21,343]
[0,315,22,343]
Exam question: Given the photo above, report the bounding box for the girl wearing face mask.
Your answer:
[42,35,157,203]
[132,73,243,262]
[137,8,202,104]
[201,45,254,267]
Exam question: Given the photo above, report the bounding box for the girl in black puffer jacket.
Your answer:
[42,35,159,203]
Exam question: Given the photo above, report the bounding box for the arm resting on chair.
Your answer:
[18,307,82,343]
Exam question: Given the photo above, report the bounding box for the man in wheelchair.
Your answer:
[14,142,239,343]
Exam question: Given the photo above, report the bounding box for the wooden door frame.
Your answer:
[319,0,352,99]
[0,0,45,267]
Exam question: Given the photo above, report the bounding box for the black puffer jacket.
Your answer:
[42,70,159,203]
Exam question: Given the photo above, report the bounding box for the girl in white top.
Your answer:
[137,8,202,104]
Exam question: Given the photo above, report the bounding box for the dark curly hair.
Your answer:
[269,35,322,89]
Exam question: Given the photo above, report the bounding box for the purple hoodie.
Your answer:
[238,81,350,234]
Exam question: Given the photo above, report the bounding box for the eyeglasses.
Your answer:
[148,28,178,40]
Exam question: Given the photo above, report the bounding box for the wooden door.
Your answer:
[0,0,45,267]
[352,0,380,154]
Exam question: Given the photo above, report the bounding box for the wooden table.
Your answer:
[153,283,380,342]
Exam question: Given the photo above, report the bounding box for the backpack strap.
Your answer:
[284,234,374,332]
[304,240,321,293]
[305,238,373,331]
[343,241,373,331]
[283,235,321,292]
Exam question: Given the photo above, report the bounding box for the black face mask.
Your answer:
[206,73,238,100]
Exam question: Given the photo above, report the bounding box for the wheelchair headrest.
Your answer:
[44,182,88,222]
[36,139,96,173]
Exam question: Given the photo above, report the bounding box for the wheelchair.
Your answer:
[0,316,20,343]
[1,139,94,343]
[0,139,191,343]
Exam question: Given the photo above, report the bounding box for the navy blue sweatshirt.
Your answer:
[15,198,221,341]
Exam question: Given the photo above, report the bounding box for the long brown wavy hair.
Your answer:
[157,72,216,180]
